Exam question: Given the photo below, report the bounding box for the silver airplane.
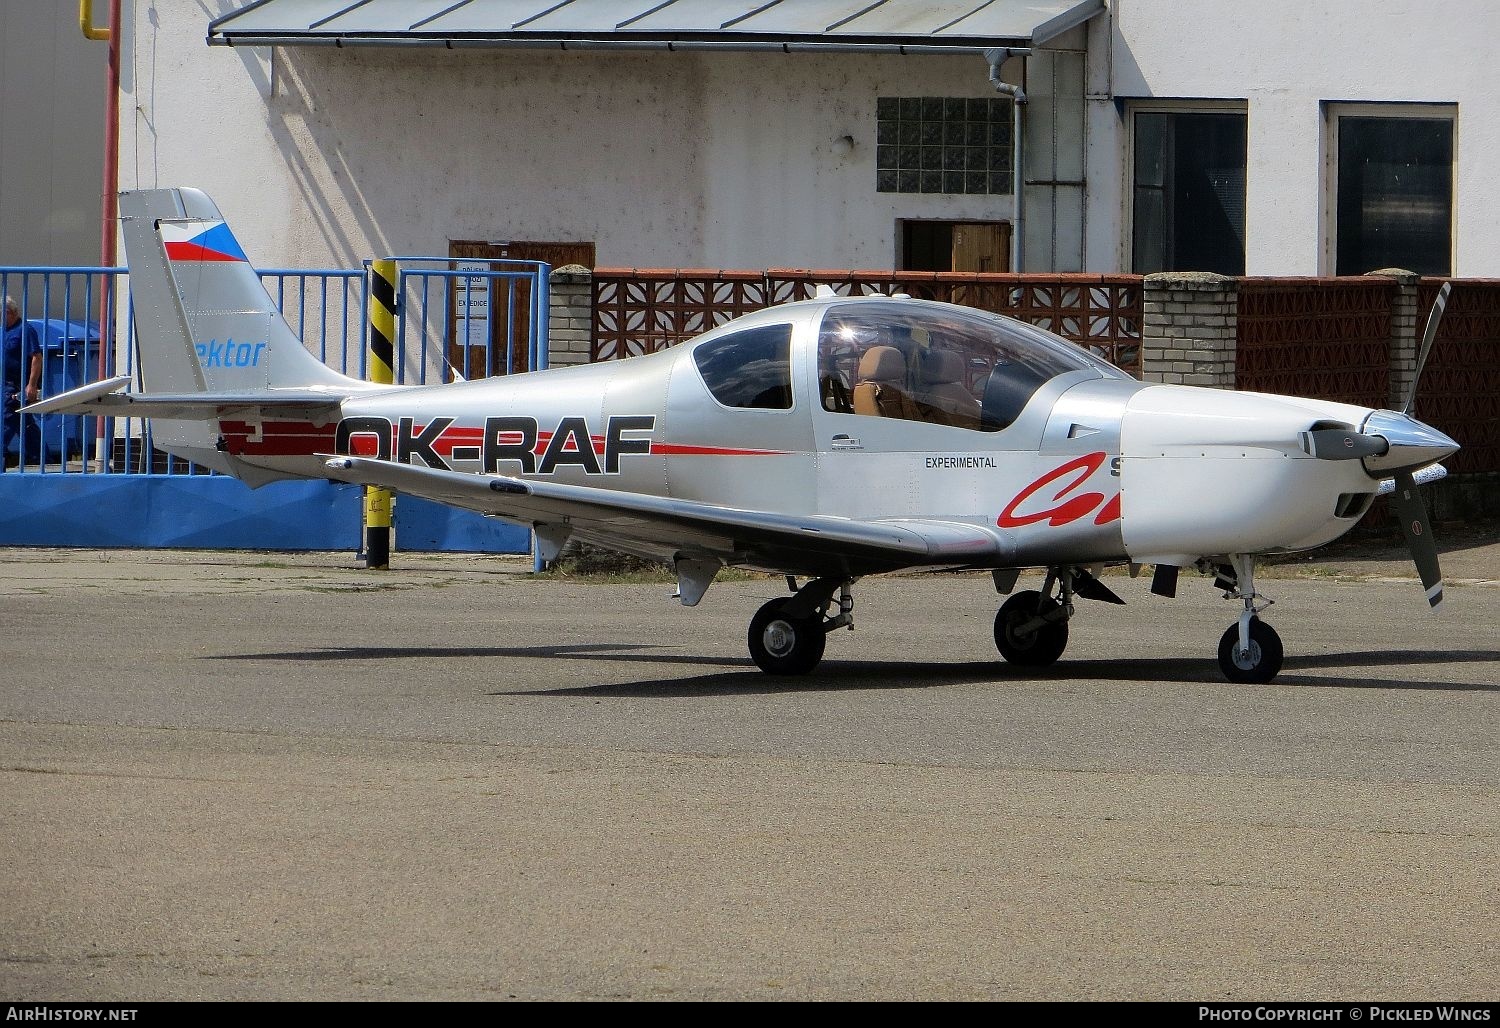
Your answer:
[31,188,1460,683]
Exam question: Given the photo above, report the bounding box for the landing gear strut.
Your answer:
[993,567,1078,667]
[747,577,853,675]
[1214,554,1284,684]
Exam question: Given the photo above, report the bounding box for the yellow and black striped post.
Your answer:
[364,259,397,569]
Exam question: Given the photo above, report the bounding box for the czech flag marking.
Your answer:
[161,221,248,263]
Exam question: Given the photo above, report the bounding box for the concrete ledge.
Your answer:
[1144,271,1238,291]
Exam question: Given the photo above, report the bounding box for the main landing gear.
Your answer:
[1211,554,1284,684]
[991,566,1121,668]
[747,576,854,675]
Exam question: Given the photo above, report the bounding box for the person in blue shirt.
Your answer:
[3,295,43,467]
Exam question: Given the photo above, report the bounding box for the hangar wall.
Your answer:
[119,1,1500,279]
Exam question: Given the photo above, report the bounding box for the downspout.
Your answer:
[85,0,122,464]
[985,48,1029,273]
[99,0,121,281]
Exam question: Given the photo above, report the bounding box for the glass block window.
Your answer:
[876,96,1014,195]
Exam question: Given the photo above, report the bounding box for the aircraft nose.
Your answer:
[1360,410,1460,476]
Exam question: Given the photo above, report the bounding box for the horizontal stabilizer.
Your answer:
[23,376,380,422]
[20,376,134,415]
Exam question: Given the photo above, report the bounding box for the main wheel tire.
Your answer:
[993,590,1069,667]
[748,598,827,675]
[1217,618,1284,684]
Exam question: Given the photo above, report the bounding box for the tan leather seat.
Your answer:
[915,349,983,429]
[852,345,924,421]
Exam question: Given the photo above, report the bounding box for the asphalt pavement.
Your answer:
[1,539,1497,1001]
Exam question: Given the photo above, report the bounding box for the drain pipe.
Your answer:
[82,0,122,467]
[985,47,1029,273]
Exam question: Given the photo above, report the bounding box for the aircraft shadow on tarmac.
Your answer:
[496,651,1500,697]
[208,644,1500,696]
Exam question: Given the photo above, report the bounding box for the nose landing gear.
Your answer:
[1213,554,1284,683]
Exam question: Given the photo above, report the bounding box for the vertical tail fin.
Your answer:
[120,188,364,473]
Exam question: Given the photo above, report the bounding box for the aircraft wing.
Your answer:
[322,455,1014,576]
[22,376,381,421]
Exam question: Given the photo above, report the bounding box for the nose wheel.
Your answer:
[1217,618,1283,683]
[1214,554,1284,683]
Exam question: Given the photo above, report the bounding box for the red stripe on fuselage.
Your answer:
[223,420,790,461]
[650,443,785,456]
[421,426,785,460]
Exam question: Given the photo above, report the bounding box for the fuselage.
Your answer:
[219,296,1454,571]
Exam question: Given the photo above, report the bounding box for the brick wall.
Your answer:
[1140,272,1238,388]
[546,266,594,368]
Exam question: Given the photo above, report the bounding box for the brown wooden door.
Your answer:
[951,222,1011,273]
[447,240,596,380]
[901,221,1011,273]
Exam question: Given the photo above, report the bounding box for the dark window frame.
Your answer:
[1330,108,1455,277]
[1129,106,1248,276]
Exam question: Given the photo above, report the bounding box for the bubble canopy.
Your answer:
[816,300,1130,432]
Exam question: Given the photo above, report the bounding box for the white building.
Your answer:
[12,1,1499,279]
[1099,0,1492,279]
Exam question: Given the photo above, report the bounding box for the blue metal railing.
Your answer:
[0,260,550,476]
[261,268,369,378]
[1,267,122,474]
[382,259,550,384]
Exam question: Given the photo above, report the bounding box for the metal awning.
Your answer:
[208,0,1105,51]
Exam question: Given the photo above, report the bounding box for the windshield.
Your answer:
[816,301,1123,432]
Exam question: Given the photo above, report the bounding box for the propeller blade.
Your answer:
[1300,427,1388,460]
[1389,470,1444,609]
[1377,463,1448,495]
[1402,281,1451,416]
